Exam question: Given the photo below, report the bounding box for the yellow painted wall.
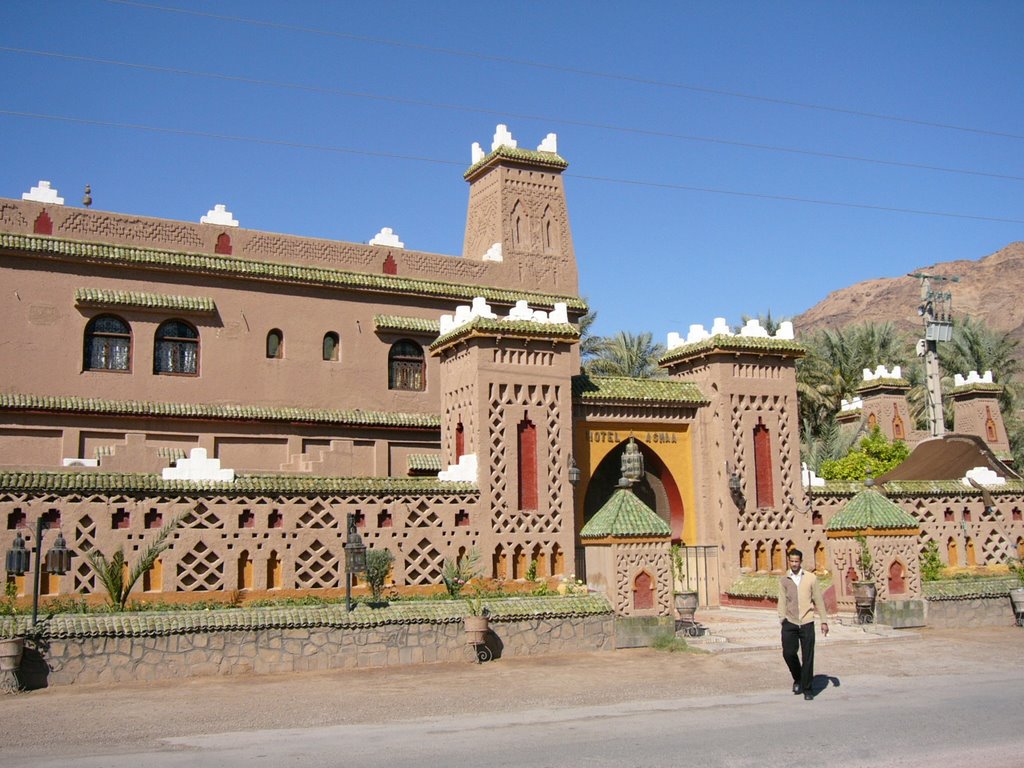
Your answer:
[574,423,697,544]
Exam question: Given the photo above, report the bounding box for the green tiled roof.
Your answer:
[75,288,216,314]
[809,479,1024,497]
[924,577,1020,600]
[580,488,671,538]
[32,595,612,639]
[407,454,442,473]
[0,233,586,311]
[0,471,477,495]
[572,374,708,405]
[464,145,569,179]
[430,317,579,352]
[855,377,910,391]
[725,573,832,599]
[826,488,919,531]
[659,334,805,366]
[374,315,441,335]
[0,393,440,430]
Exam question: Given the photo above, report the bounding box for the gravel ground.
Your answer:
[0,625,1019,759]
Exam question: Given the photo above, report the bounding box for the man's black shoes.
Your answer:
[804,692,814,700]
[792,682,801,695]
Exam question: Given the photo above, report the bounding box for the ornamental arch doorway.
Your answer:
[581,438,685,541]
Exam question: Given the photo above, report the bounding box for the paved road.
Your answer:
[2,624,1022,767]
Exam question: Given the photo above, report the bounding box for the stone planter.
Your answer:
[853,581,877,624]
[673,591,699,621]
[0,636,25,694]
[464,615,489,645]
[1009,587,1024,627]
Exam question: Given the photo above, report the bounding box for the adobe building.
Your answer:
[2,126,1022,611]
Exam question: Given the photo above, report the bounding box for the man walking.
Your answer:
[778,549,829,700]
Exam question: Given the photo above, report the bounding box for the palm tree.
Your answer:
[738,310,786,336]
[586,331,666,378]
[939,317,1021,413]
[797,322,911,441]
[577,302,604,365]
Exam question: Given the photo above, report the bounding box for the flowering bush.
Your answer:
[559,574,587,595]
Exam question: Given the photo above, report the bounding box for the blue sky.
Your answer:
[2,1,1022,343]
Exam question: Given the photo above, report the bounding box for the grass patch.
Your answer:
[650,632,693,653]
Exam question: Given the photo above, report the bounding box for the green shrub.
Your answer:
[365,549,395,602]
[920,541,944,582]
[819,427,909,481]
[440,548,480,597]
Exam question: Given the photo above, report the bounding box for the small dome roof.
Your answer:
[580,488,671,539]
[826,488,918,532]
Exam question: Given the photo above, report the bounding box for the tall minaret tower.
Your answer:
[462,125,579,296]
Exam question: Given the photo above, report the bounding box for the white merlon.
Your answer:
[471,142,485,164]
[954,370,993,387]
[963,466,1005,486]
[862,364,902,382]
[23,180,64,205]
[162,447,234,482]
[63,457,99,468]
[666,317,797,350]
[840,396,864,412]
[537,133,558,153]
[492,124,517,151]
[439,453,478,483]
[440,297,571,336]
[369,227,405,248]
[482,242,503,261]
[200,204,238,227]
[801,462,825,488]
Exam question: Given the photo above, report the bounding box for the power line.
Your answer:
[3,46,1021,184]
[104,0,1024,142]
[4,109,1022,226]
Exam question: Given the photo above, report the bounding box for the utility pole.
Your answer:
[910,272,957,437]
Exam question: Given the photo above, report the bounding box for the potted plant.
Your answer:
[852,535,877,622]
[463,586,489,645]
[671,545,699,619]
[1007,558,1024,627]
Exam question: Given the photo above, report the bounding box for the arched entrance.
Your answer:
[582,438,686,541]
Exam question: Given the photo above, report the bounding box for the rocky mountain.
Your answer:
[794,241,1024,349]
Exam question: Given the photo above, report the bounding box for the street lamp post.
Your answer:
[343,513,367,612]
[4,518,73,625]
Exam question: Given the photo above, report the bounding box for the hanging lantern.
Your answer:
[620,438,644,486]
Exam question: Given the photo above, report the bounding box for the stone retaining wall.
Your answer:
[925,596,1018,629]
[13,596,615,689]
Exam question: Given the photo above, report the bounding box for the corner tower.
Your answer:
[462,125,579,295]
[431,298,579,581]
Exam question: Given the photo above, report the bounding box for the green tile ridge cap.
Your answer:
[855,377,910,391]
[0,233,586,311]
[407,454,442,471]
[373,315,441,334]
[809,479,1024,497]
[75,288,216,313]
[430,317,579,351]
[0,471,477,495]
[659,334,806,365]
[571,374,708,404]
[36,595,612,638]
[951,382,1003,394]
[464,145,569,178]
[826,488,919,530]
[580,488,671,538]
[0,392,440,429]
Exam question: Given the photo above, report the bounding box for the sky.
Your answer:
[1,0,1022,344]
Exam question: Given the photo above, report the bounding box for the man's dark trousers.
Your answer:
[781,619,816,693]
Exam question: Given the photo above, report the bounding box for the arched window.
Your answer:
[888,560,906,595]
[154,320,198,375]
[455,421,465,460]
[388,340,425,391]
[84,315,131,371]
[322,332,339,362]
[892,412,905,440]
[266,329,283,359]
[986,407,998,442]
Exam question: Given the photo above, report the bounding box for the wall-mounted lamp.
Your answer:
[343,512,367,612]
[568,455,580,487]
[726,462,745,511]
